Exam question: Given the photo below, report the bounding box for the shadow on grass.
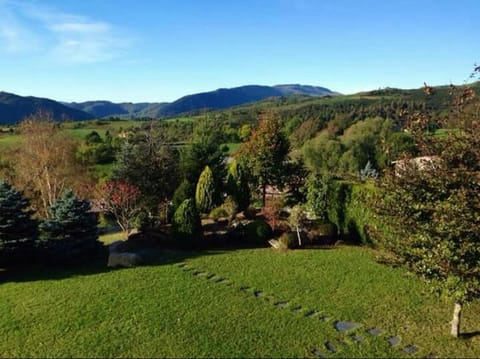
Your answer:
[0,247,223,285]
[461,331,480,339]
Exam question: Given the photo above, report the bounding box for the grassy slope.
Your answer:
[1,246,478,358]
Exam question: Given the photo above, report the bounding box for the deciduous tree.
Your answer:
[239,112,290,207]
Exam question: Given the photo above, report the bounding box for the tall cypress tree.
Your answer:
[0,182,38,266]
[195,166,216,213]
[40,190,100,264]
[226,159,250,212]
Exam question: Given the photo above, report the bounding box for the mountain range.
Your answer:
[0,84,338,124]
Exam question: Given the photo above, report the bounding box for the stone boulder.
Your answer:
[107,252,142,268]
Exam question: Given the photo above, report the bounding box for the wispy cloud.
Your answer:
[0,0,131,64]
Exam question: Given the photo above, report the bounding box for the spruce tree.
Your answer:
[0,182,38,266]
[195,166,216,213]
[40,190,100,264]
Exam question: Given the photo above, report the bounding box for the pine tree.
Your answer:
[0,182,38,266]
[40,190,100,264]
[172,199,202,243]
[195,166,216,213]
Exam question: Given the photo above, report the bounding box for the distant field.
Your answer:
[1,246,478,358]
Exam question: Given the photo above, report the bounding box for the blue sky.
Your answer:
[0,0,478,102]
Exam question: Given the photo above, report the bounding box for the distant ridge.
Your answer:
[0,84,338,124]
[0,91,91,125]
[65,84,338,119]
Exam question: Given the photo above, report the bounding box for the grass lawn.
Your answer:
[1,246,479,358]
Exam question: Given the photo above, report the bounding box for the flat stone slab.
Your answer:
[350,334,364,343]
[274,301,288,308]
[206,274,216,280]
[367,327,383,336]
[305,310,319,318]
[310,348,324,358]
[387,336,401,346]
[215,278,226,283]
[334,320,361,333]
[403,345,419,354]
[325,342,336,353]
[240,286,249,291]
[253,290,264,298]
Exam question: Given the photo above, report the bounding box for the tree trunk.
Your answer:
[451,302,462,338]
[296,226,302,247]
[262,184,267,208]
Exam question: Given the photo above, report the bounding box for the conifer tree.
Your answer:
[195,166,216,213]
[226,159,250,212]
[0,182,38,266]
[40,190,100,263]
[172,199,202,243]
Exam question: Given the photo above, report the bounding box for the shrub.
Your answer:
[244,219,272,244]
[243,206,257,220]
[0,182,38,266]
[278,232,298,249]
[172,199,202,243]
[209,206,228,221]
[223,195,239,222]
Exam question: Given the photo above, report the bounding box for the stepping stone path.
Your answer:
[403,345,419,355]
[176,263,421,358]
[387,336,401,346]
[367,327,383,336]
[334,320,361,333]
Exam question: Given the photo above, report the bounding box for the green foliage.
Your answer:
[226,159,250,211]
[310,180,380,245]
[172,199,202,243]
[180,117,227,188]
[0,181,38,266]
[305,174,331,221]
[208,206,228,221]
[303,117,396,176]
[39,190,101,264]
[113,134,180,212]
[195,166,216,213]
[172,179,195,212]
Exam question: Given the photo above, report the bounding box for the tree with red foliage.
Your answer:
[95,181,141,234]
